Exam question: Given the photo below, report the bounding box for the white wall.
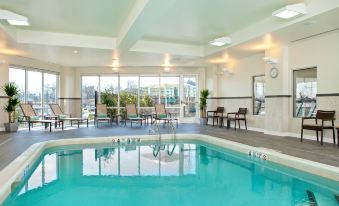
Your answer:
[205,53,266,129]
[205,30,339,142]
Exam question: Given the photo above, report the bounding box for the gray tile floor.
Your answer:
[0,123,338,171]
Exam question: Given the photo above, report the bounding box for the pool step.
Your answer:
[306,190,318,206]
[335,194,339,204]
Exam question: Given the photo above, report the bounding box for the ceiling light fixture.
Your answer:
[209,36,232,47]
[164,67,170,72]
[272,3,306,19]
[112,67,119,72]
[0,10,30,26]
[263,56,278,65]
[73,50,78,54]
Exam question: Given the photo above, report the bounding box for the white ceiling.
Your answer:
[0,0,338,68]
[0,0,135,37]
[143,0,299,45]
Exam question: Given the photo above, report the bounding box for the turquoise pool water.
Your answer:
[2,140,339,206]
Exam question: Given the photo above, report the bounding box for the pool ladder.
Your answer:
[149,119,176,158]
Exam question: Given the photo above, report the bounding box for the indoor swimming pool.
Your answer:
[1,138,338,206]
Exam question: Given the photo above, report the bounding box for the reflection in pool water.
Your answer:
[2,141,339,206]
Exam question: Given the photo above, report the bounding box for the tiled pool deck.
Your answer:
[0,123,338,171]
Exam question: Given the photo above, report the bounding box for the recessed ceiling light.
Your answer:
[112,67,119,71]
[164,67,170,72]
[73,50,78,54]
[272,3,306,19]
[209,36,232,47]
[0,10,30,26]
[7,19,29,26]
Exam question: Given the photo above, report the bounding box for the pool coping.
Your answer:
[0,133,338,203]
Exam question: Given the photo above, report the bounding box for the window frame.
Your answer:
[292,67,317,118]
[9,65,60,117]
[252,74,265,116]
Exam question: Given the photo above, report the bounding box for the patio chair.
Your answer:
[301,110,336,145]
[19,103,58,132]
[95,104,112,127]
[124,104,145,128]
[154,103,178,128]
[206,107,224,127]
[49,103,89,128]
[226,108,247,130]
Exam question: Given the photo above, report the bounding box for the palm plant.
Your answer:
[2,83,20,123]
[199,89,210,118]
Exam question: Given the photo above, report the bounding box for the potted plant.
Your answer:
[199,89,210,125]
[2,83,20,132]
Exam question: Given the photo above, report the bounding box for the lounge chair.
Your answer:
[206,107,224,127]
[124,104,145,128]
[154,103,178,128]
[19,103,58,132]
[95,104,112,127]
[301,110,336,145]
[225,108,247,130]
[49,103,88,128]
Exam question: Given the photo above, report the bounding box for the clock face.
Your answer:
[270,67,279,78]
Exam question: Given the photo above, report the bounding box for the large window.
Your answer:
[81,75,196,118]
[119,76,139,107]
[160,77,180,108]
[81,76,99,120]
[293,68,317,117]
[9,67,59,119]
[139,76,159,110]
[9,68,25,102]
[253,75,265,115]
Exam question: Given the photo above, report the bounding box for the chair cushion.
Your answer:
[30,116,39,121]
[159,114,167,118]
[128,114,138,118]
[59,114,67,120]
[98,113,108,118]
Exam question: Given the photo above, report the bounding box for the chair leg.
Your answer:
[234,120,237,131]
[321,130,324,145]
[316,131,319,142]
[245,120,247,130]
[332,128,336,144]
[238,120,240,129]
[212,118,215,127]
[301,128,303,142]
[206,117,208,125]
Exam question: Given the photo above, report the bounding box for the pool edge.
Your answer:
[0,133,338,204]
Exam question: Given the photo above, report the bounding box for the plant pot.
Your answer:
[199,118,207,125]
[4,123,19,132]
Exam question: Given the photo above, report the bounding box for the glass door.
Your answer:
[181,75,198,123]
[160,76,180,118]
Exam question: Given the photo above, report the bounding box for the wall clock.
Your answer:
[270,67,279,78]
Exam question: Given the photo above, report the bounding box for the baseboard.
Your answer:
[243,126,335,144]
[263,130,334,143]
[247,127,265,133]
